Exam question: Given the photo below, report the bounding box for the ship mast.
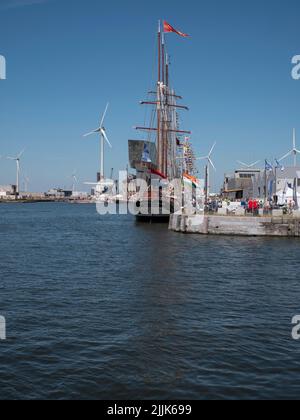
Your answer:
[157,21,162,174]
[159,21,169,177]
[135,21,191,178]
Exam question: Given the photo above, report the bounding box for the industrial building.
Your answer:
[0,185,17,199]
[46,188,72,199]
[222,169,262,200]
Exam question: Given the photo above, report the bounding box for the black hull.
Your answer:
[135,213,170,223]
[134,196,175,224]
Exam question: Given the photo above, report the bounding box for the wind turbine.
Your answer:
[279,128,300,167]
[70,171,78,193]
[237,160,260,169]
[83,103,112,180]
[6,150,25,195]
[196,143,217,197]
[23,175,30,193]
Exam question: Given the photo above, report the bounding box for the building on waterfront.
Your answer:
[222,166,300,201]
[46,188,72,199]
[222,169,262,200]
[71,191,89,199]
[269,167,300,195]
[19,192,46,200]
[0,185,17,199]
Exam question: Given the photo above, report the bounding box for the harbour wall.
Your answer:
[169,213,300,237]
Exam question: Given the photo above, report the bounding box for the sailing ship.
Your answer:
[128,21,197,222]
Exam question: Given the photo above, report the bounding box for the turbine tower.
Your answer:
[71,171,78,193]
[23,175,30,193]
[83,103,112,180]
[196,143,217,196]
[279,128,300,167]
[6,150,25,195]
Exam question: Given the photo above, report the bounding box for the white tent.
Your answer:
[277,187,300,205]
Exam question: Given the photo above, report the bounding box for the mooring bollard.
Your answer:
[0,316,6,340]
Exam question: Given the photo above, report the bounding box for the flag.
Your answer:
[183,173,198,188]
[150,168,167,179]
[294,178,299,210]
[265,160,273,171]
[268,180,274,197]
[163,21,189,38]
[142,143,152,163]
[275,159,285,172]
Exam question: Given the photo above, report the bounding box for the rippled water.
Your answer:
[0,203,300,400]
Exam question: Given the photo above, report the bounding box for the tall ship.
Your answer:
[128,21,197,222]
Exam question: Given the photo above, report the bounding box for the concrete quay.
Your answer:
[169,213,300,237]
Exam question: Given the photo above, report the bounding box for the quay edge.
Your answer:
[169,213,300,237]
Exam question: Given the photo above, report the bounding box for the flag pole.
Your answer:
[275,163,278,204]
[264,160,267,205]
[166,53,169,87]
[157,20,162,173]
[158,20,161,82]
[162,30,165,85]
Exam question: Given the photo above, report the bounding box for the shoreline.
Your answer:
[0,199,94,204]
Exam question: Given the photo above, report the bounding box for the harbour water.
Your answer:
[0,203,300,400]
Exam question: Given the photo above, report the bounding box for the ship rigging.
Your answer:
[128,20,196,221]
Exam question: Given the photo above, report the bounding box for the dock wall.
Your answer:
[169,214,300,237]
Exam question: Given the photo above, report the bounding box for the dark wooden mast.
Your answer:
[157,21,162,174]
[136,21,191,178]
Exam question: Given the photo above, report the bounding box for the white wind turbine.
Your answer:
[6,150,25,195]
[279,128,300,167]
[83,103,112,180]
[196,143,217,196]
[23,175,30,193]
[71,171,78,193]
[237,160,261,169]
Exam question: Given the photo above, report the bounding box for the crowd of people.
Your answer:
[205,197,298,215]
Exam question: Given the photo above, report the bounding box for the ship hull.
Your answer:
[135,213,170,223]
[134,197,174,224]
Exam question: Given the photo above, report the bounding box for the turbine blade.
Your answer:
[279,151,293,162]
[83,128,100,137]
[237,161,248,167]
[209,158,216,171]
[208,142,216,157]
[101,129,112,148]
[18,149,25,159]
[100,103,109,128]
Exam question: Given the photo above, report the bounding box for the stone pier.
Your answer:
[169,213,300,237]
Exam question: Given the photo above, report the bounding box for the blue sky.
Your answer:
[0,0,300,192]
